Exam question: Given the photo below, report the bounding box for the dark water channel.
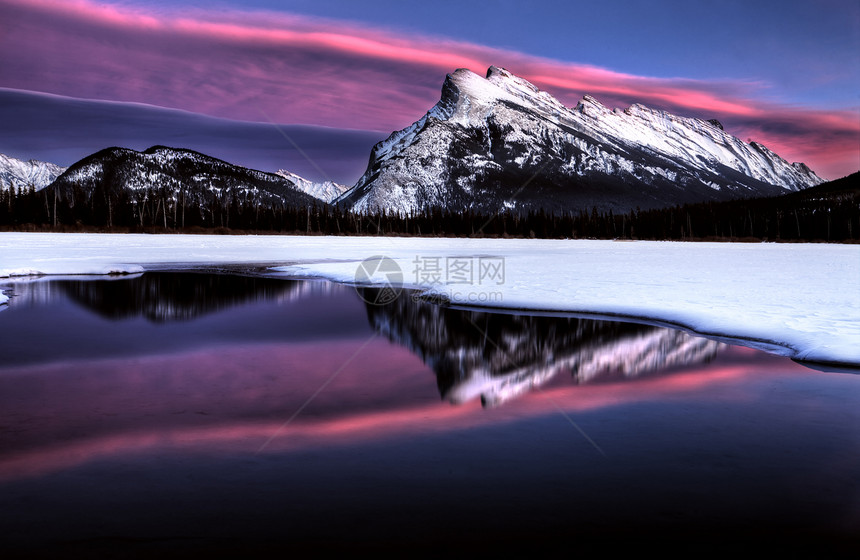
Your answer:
[0,272,857,556]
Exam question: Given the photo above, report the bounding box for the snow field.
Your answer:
[1,232,857,365]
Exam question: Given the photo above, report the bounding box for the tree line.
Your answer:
[1,174,857,242]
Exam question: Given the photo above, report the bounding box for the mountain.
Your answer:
[0,153,66,191]
[362,289,724,407]
[44,145,323,227]
[50,145,321,205]
[774,170,859,202]
[337,66,824,214]
[626,171,860,241]
[275,169,350,203]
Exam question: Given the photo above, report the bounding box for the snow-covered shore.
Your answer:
[1,232,858,366]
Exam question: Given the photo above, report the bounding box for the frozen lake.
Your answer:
[0,272,857,554]
[2,233,859,366]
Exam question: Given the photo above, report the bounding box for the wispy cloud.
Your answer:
[1,0,857,177]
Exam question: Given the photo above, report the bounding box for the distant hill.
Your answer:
[616,171,859,241]
[0,152,66,191]
[275,169,350,203]
[41,145,324,228]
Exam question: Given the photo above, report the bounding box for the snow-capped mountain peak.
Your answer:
[575,94,610,115]
[274,170,349,204]
[0,153,66,191]
[337,66,824,214]
[486,65,568,114]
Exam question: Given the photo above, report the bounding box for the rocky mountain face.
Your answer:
[0,153,66,191]
[337,66,824,214]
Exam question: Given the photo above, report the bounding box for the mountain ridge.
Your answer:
[275,169,350,203]
[1,66,832,226]
[2,146,346,207]
[337,66,824,214]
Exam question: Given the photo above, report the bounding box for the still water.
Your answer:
[0,273,857,555]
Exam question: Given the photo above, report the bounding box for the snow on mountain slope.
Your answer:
[275,170,350,203]
[0,153,66,191]
[338,66,824,214]
[48,145,322,212]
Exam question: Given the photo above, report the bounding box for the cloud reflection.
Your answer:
[0,341,798,482]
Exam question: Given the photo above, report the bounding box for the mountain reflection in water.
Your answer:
[6,273,726,406]
[59,272,302,322]
[361,287,724,406]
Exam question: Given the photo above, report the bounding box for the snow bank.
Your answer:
[1,232,858,366]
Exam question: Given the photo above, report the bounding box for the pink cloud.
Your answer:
[1,0,857,178]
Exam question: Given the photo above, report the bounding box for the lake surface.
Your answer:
[0,272,857,555]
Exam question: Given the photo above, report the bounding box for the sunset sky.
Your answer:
[1,0,858,181]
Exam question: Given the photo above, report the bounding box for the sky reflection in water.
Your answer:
[0,273,857,552]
